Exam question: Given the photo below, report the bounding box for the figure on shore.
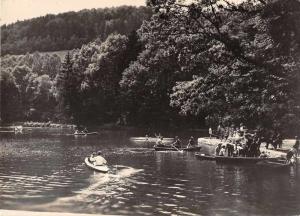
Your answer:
[217,124,225,140]
[209,127,213,138]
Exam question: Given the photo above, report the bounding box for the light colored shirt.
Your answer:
[90,155,107,166]
[219,148,226,156]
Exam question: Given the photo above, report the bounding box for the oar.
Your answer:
[171,143,183,152]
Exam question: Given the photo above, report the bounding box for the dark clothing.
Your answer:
[173,139,182,148]
[188,138,195,146]
[226,144,234,157]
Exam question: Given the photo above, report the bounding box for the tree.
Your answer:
[79,34,130,123]
[54,52,79,122]
[144,0,300,135]
[0,68,21,123]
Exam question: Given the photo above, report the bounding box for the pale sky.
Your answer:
[1,0,146,25]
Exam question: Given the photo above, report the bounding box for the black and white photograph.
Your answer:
[1,0,300,215]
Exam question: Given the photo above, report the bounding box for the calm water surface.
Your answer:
[0,128,300,215]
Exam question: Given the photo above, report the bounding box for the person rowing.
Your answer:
[171,136,182,150]
[186,136,195,148]
[89,151,107,166]
[82,127,88,134]
[155,136,164,147]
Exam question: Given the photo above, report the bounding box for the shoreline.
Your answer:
[197,137,289,158]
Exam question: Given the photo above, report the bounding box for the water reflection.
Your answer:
[0,128,300,215]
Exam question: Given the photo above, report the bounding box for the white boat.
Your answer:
[84,157,109,173]
[130,137,174,143]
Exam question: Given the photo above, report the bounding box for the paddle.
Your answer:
[170,143,183,152]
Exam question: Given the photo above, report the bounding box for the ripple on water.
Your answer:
[173,194,186,198]
[164,203,177,207]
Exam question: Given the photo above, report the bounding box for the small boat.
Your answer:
[84,157,109,173]
[195,154,279,164]
[74,132,99,136]
[154,146,201,152]
[130,137,174,143]
[256,160,292,170]
[214,156,277,164]
[195,153,216,160]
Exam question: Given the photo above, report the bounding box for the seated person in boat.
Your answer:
[172,136,182,148]
[219,145,226,156]
[259,151,268,158]
[90,151,107,166]
[187,136,195,148]
[83,127,88,133]
[74,129,80,134]
[156,136,164,147]
[215,143,222,156]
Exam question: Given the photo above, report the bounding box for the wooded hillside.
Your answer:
[1,6,152,55]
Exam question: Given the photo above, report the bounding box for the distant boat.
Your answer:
[195,154,278,164]
[14,126,23,133]
[154,146,201,152]
[214,156,277,164]
[84,157,109,173]
[256,160,292,170]
[195,153,216,160]
[130,137,174,143]
[74,132,99,136]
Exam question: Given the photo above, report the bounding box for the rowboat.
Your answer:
[74,132,99,136]
[256,160,292,170]
[214,156,277,164]
[195,153,216,160]
[154,146,201,152]
[84,157,109,173]
[130,137,174,143]
[195,154,278,164]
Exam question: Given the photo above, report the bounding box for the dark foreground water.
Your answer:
[0,128,300,216]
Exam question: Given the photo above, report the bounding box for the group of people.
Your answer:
[214,132,263,158]
[155,135,196,149]
[209,123,247,141]
[74,127,88,134]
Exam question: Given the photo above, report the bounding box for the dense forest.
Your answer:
[1,1,300,137]
[1,6,152,55]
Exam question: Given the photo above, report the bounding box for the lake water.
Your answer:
[0,128,300,215]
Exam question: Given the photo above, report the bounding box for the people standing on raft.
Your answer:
[219,145,226,156]
[215,143,222,156]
